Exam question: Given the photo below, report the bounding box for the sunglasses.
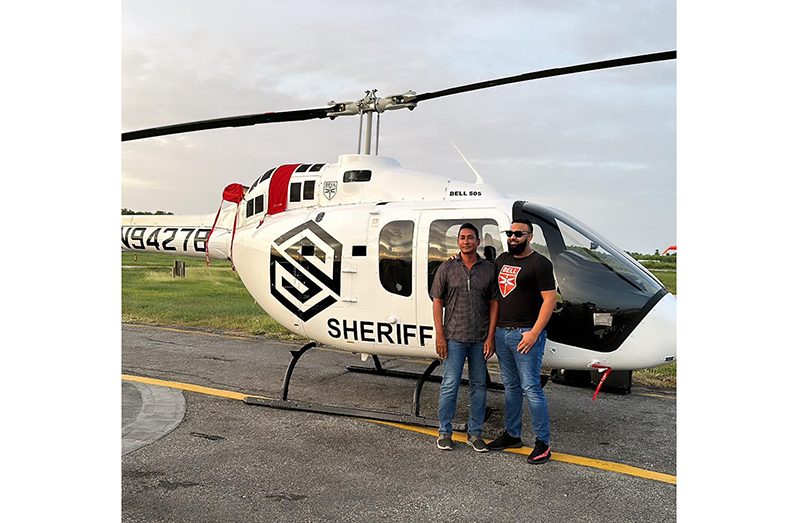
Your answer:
[504,230,529,238]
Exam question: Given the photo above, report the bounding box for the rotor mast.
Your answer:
[327,90,417,155]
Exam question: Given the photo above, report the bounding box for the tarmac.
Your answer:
[122,380,185,456]
[122,324,677,522]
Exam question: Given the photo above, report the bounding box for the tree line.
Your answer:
[121,208,174,215]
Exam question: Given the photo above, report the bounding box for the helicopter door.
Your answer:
[415,211,509,332]
[363,207,420,350]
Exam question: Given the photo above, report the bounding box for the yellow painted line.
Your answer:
[122,374,676,486]
[122,374,265,401]
[367,421,676,485]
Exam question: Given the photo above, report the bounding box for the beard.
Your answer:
[507,238,528,255]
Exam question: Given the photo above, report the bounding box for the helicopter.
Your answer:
[122,51,676,427]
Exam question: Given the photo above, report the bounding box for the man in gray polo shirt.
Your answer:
[430,223,499,452]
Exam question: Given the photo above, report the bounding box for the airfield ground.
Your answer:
[122,324,676,522]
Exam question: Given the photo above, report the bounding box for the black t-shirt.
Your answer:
[495,251,556,328]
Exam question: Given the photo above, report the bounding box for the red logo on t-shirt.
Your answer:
[498,265,521,297]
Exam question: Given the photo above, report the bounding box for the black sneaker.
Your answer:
[527,438,551,464]
[486,430,523,450]
[467,435,489,453]
[436,434,453,450]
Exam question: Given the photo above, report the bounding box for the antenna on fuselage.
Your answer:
[451,142,485,184]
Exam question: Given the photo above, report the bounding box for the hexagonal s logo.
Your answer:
[270,221,342,321]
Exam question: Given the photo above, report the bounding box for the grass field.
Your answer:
[122,252,295,338]
[650,269,676,294]
[122,251,676,388]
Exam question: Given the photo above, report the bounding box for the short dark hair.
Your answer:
[458,222,480,240]
[511,219,533,232]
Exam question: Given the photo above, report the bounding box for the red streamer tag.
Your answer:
[590,364,613,401]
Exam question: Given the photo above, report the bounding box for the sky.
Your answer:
[122,0,676,254]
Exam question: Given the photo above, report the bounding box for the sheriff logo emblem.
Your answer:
[270,221,342,321]
[498,265,521,297]
[322,181,338,200]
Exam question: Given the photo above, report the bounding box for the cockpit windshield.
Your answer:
[514,202,667,352]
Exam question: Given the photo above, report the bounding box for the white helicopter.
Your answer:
[122,52,676,427]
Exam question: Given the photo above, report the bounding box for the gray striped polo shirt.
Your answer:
[430,256,499,342]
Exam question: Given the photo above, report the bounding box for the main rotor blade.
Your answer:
[122,51,675,142]
[412,50,676,103]
[122,107,333,142]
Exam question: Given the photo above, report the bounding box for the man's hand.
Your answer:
[436,335,448,360]
[517,330,540,354]
[483,336,495,359]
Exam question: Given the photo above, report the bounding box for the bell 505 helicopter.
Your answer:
[122,51,676,427]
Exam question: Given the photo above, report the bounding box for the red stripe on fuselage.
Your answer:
[268,164,301,215]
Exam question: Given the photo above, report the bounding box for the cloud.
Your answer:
[122,0,676,252]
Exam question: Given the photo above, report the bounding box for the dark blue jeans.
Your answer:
[437,340,487,436]
[494,328,550,444]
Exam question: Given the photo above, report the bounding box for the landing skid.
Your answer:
[243,342,465,431]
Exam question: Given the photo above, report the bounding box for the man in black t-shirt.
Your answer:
[486,219,557,464]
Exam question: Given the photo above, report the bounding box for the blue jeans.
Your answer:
[494,327,550,444]
[437,340,488,436]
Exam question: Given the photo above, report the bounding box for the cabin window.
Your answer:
[427,219,500,293]
[259,168,275,184]
[310,163,325,172]
[289,182,302,202]
[303,180,315,200]
[343,170,371,182]
[379,220,414,297]
[296,164,311,173]
[254,195,264,214]
[246,199,254,217]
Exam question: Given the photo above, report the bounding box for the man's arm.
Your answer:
[484,299,498,359]
[517,290,556,354]
[433,298,447,360]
